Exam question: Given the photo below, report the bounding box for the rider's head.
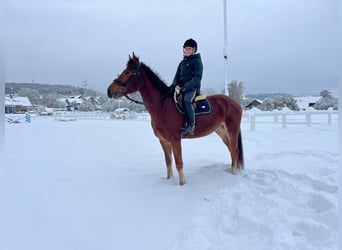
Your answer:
[183,38,197,54]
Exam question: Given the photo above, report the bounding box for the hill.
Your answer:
[5,82,103,97]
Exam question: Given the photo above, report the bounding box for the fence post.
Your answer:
[250,114,256,130]
[328,113,332,125]
[306,113,311,126]
[282,114,287,128]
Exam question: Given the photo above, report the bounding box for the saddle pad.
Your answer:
[174,92,211,115]
[194,99,211,114]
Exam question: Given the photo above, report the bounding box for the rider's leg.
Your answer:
[182,90,196,134]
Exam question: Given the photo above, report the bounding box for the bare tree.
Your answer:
[228,80,244,105]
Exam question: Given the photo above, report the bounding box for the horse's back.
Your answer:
[207,94,242,115]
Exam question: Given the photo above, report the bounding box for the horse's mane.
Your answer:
[126,56,171,94]
[141,63,171,94]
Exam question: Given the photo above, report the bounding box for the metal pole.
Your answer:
[223,0,229,96]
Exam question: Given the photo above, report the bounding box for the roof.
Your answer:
[294,96,321,110]
[245,99,263,109]
[114,108,129,113]
[5,95,33,107]
[58,95,84,104]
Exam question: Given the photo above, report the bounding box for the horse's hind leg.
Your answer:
[215,124,231,151]
[159,139,173,179]
[215,124,240,174]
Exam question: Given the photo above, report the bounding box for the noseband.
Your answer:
[113,63,141,92]
[112,63,145,104]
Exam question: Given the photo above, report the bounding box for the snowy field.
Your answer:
[1,113,338,250]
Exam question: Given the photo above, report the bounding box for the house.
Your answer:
[111,108,129,119]
[5,95,33,114]
[244,99,263,110]
[57,95,97,111]
[294,96,321,111]
[58,95,85,111]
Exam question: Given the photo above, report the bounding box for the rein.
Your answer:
[114,63,172,105]
[124,93,144,105]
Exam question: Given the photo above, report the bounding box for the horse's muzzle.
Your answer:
[107,88,122,99]
[107,88,113,98]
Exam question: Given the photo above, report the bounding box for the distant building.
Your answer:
[244,99,263,110]
[294,96,321,111]
[58,95,85,111]
[5,95,33,114]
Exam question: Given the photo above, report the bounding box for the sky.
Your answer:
[4,0,338,95]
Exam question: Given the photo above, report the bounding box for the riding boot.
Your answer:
[182,124,195,135]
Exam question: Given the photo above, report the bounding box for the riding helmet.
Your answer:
[183,38,197,52]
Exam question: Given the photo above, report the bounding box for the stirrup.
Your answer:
[182,125,195,135]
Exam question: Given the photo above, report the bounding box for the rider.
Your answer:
[171,38,203,135]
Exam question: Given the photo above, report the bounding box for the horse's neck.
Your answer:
[138,71,167,114]
[138,88,162,114]
[139,72,161,101]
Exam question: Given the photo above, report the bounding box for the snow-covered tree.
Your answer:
[228,80,244,105]
[259,96,299,111]
[17,88,42,105]
[319,90,332,98]
[202,88,216,96]
[314,90,338,110]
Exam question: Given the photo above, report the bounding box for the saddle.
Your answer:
[173,91,211,115]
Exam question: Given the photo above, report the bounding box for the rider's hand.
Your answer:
[180,86,187,93]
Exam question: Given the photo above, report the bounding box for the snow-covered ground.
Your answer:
[1,113,338,250]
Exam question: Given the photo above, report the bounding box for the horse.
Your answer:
[107,53,244,185]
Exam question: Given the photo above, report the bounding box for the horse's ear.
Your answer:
[130,52,139,64]
[129,54,132,60]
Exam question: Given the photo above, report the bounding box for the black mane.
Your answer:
[141,63,171,94]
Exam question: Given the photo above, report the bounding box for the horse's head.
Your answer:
[107,53,141,99]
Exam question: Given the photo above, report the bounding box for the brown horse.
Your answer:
[107,53,244,185]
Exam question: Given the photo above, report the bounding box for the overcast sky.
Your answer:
[5,0,338,95]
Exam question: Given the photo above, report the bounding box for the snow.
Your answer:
[1,114,338,250]
[58,95,84,104]
[5,95,33,107]
[294,96,321,111]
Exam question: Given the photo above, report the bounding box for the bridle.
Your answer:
[112,63,172,105]
[112,63,143,104]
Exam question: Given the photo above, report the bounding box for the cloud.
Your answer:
[4,0,338,95]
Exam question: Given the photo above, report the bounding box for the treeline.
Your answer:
[5,82,338,111]
[5,82,102,97]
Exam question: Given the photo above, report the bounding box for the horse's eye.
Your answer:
[125,71,130,75]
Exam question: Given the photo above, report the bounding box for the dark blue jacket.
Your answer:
[172,53,203,92]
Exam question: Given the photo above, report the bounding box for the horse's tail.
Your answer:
[238,131,244,169]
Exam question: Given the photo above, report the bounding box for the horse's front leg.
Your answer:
[159,139,173,179]
[171,140,185,185]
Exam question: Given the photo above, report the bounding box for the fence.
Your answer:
[52,110,338,129]
[53,111,151,121]
[243,109,338,130]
